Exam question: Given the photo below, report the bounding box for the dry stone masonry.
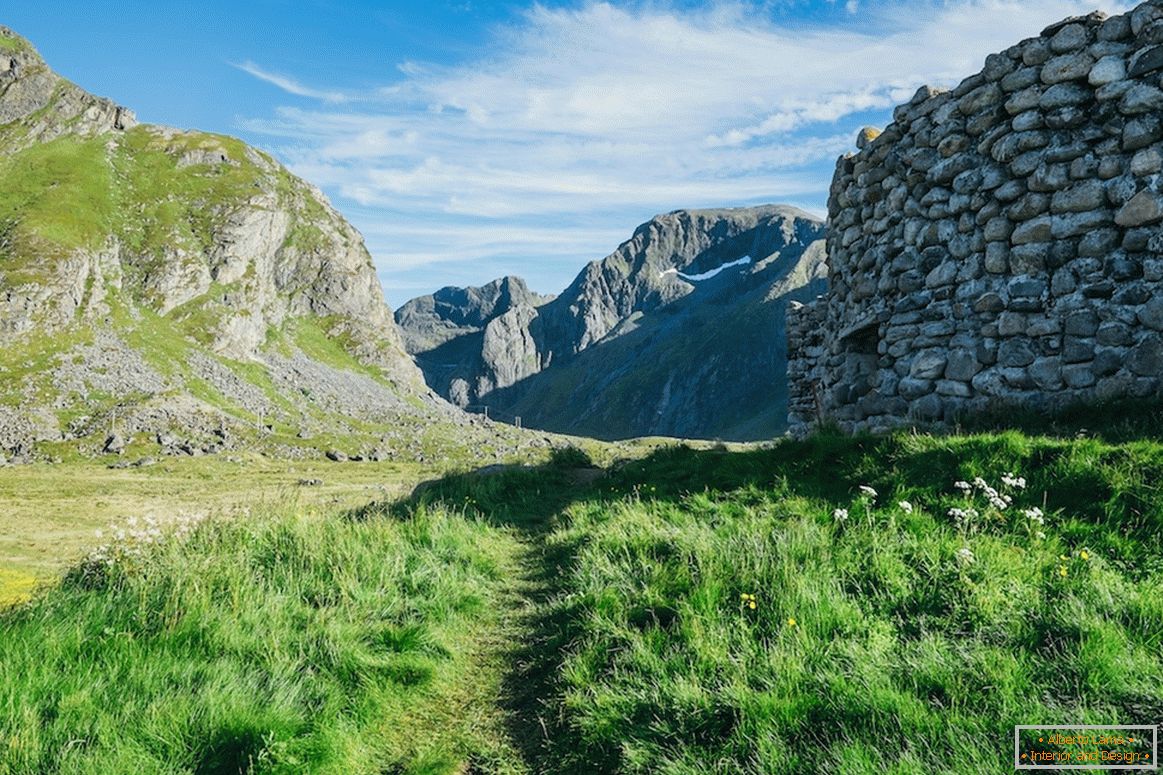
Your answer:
[788,1,1163,434]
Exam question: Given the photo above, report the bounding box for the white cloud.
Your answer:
[232,61,351,104]
[235,0,1136,302]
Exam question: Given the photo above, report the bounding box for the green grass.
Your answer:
[404,430,1163,773]
[0,136,115,263]
[0,504,526,774]
[3,428,1161,773]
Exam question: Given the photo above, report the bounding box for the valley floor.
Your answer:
[1,426,1162,773]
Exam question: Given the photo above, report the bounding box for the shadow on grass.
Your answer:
[344,424,1163,773]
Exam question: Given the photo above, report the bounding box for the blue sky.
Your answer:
[5,0,1135,306]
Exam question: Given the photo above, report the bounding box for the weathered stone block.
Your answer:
[1010,243,1049,274]
[1001,66,1041,93]
[1050,179,1107,212]
[1074,226,1121,256]
[1011,216,1052,244]
[1129,334,1163,375]
[898,377,933,400]
[1093,348,1124,376]
[1051,211,1111,239]
[998,338,1037,367]
[944,349,982,381]
[909,350,948,379]
[1029,356,1064,390]
[1041,82,1092,108]
[1120,83,1163,113]
[1062,363,1098,388]
[1051,267,1077,295]
[1042,52,1095,84]
[925,261,958,288]
[1129,146,1163,175]
[1089,55,1127,84]
[1123,115,1163,150]
[1062,336,1096,363]
[1128,43,1163,76]
[1007,192,1050,220]
[1099,13,1132,42]
[1097,322,1134,346]
[998,311,1027,337]
[1065,309,1100,336]
[1050,23,1089,53]
[936,380,972,397]
[1139,297,1163,330]
[959,83,1002,115]
[1115,189,1163,226]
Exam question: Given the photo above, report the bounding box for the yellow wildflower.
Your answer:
[787,617,797,627]
[1058,566,1068,578]
[1080,550,1090,561]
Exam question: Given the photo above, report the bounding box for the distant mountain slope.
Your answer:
[0,26,525,464]
[396,206,827,440]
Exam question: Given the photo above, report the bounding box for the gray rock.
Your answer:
[944,350,982,381]
[1139,298,1163,330]
[1129,335,1163,375]
[1062,363,1097,388]
[1120,83,1163,113]
[998,339,1037,367]
[1089,55,1127,84]
[1115,189,1163,226]
[1011,217,1052,245]
[910,351,949,379]
[1049,180,1107,212]
[1041,53,1096,83]
[1065,310,1100,337]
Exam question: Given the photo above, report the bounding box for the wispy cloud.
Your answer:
[232,61,351,104]
[234,0,1135,302]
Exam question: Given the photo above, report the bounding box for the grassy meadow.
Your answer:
[1,426,1162,773]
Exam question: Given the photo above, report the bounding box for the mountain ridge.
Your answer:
[396,205,827,439]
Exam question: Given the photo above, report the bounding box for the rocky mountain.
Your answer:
[0,27,530,464]
[396,206,827,440]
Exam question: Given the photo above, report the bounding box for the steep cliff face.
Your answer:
[397,206,826,439]
[0,27,417,378]
[0,27,506,463]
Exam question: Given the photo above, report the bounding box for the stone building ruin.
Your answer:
[788,1,1163,434]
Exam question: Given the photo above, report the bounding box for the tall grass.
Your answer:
[0,504,525,774]
[3,429,1162,774]
[532,436,1163,773]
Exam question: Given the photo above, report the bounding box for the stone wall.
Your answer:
[788,1,1163,434]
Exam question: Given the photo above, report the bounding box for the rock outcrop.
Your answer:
[788,1,1163,434]
[398,206,826,439]
[0,27,417,378]
[0,27,507,462]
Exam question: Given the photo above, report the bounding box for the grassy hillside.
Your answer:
[2,426,1161,773]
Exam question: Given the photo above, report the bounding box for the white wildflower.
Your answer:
[956,547,976,565]
[898,500,914,514]
[954,480,972,492]
[1023,507,1044,524]
[858,485,878,498]
[1035,531,1047,540]
[833,508,849,522]
[1002,473,1027,490]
